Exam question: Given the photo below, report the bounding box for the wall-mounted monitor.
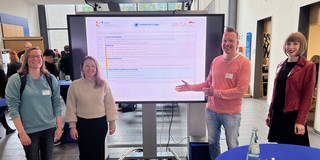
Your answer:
[68,13,224,103]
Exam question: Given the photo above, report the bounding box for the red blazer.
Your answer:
[268,56,316,125]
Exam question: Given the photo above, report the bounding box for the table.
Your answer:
[59,80,72,103]
[58,80,76,143]
[0,98,7,120]
[216,143,320,160]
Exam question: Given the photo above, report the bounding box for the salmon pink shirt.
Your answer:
[190,54,251,114]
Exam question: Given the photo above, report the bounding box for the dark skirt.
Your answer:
[268,110,309,146]
[77,115,108,160]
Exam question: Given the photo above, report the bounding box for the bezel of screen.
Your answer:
[68,14,224,103]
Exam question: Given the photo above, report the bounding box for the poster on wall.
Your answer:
[246,32,252,60]
[0,50,10,74]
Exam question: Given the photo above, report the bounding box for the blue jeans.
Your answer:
[22,127,56,160]
[205,108,241,160]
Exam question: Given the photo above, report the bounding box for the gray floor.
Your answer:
[0,98,320,159]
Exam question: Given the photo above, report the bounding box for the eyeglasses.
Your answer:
[28,55,42,59]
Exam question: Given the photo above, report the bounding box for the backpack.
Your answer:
[19,73,53,96]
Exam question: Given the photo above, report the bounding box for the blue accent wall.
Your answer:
[0,13,29,36]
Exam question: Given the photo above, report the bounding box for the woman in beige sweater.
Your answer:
[66,56,118,160]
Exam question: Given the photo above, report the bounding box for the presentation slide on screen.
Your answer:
[85,17,207,102]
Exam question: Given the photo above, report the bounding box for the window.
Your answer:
[45,5,76,51]
[47,30,69,52]
[120,2,183,11]
[168,3,183,10]
[138,3,167,11]
[46,5,75,29]
[76,4,94,12]
[120,3,137,11]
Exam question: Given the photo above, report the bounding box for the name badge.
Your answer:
[42,90,51,96]
[226,73,233,79]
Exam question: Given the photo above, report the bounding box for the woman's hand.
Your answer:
[19,133,32,146]
[55,127,62,141]
[70,127,78,140]
[294,123,305,135]
[175,80,190,92]
[109,121,116,135]
[265,117,271,127]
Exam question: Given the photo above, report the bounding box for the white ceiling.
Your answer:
[23,0,86,5]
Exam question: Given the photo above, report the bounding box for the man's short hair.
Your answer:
[43,49,55,57]
[225,27,239,39]
[25,42,32,47]
[64,45,69,52]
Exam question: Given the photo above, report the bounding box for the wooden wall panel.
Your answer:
[3,37,44,53]
[2,23,24,37]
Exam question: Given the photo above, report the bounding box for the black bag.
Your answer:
[119,103,137,112]
[19,73,53,96]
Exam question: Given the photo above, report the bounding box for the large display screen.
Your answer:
[68,14,224,103]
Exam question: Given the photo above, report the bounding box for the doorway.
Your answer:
[299,2,320,131]
[253,17,271,99]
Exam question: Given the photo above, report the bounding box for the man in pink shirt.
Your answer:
[176,27,251,159]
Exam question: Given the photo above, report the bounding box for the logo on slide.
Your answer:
[133,22,159,27]
[171,21,196,27]
[96,21,102,27]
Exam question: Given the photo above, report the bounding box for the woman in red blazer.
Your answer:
[266,32,316,146]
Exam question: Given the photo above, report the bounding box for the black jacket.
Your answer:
[18,50,25,59]
[45,61,59,78]
[7,61,21,78]
[0,69,7,98]
[59,53,73,80]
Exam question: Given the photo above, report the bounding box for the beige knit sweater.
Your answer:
[66,77,118,127]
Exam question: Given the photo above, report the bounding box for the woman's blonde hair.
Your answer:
[283,32,307,56]
[310,55,320,64]
[81,56,104,88]
[9,50,19,62]
[18,48,49,75]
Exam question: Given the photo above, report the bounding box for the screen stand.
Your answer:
[120,103,181,160]
[142,103,157,157]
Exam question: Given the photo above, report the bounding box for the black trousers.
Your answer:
[77,116,108,160]
[23,127,56,160]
